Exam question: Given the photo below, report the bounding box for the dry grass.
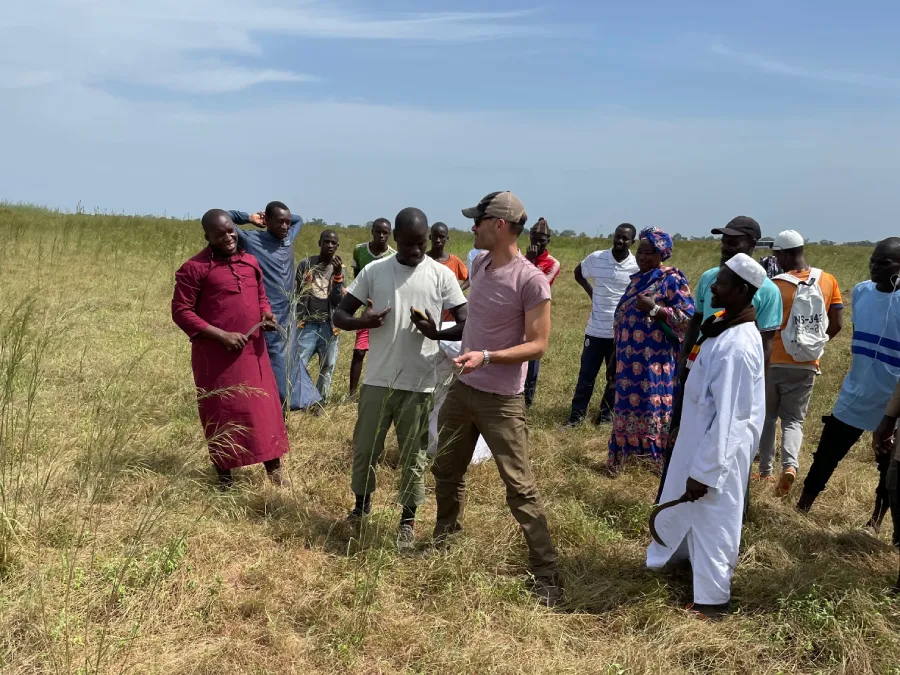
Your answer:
[0,205,898,674]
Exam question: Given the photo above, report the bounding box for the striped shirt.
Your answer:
[580,249,639,338]
[833,281,900,431]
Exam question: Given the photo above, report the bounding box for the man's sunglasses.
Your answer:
[474,215,496,227]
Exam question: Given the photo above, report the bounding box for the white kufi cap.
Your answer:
[772,230,804,250]
[725,253,767,289]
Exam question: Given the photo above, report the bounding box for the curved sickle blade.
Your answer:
[244,322,264,339]
[649,494,691,547]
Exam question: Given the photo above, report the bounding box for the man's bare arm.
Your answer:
[574,265,593,299]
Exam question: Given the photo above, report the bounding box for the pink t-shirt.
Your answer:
[460,253,552,395]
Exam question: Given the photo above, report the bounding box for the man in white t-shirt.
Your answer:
[564,223,638,426]
[333,208,468,550]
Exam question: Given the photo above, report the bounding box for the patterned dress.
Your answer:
[608,266,695,469]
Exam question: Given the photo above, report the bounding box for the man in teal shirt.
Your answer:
[679,216,783,372]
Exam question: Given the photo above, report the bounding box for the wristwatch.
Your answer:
[482,350,491,367]
[649,305,660,317]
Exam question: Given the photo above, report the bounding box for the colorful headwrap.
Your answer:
[639,227,673,262]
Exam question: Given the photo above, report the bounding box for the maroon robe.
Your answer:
[172,248,289,469]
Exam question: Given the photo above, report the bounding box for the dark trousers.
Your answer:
[802,415,865,498]
[524,360,540,408]
[567,336,616,423]
[887,456,899,547]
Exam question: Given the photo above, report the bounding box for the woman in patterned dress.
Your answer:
[608,227,695,475]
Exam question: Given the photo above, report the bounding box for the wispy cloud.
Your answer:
[0,1,544,95]
[710,43,900,91]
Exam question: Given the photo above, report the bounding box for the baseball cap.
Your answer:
[462,191,528,225]
[711,216,761,241]
[772,230,804,251]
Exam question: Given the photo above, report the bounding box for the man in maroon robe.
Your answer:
[172,209,291,488]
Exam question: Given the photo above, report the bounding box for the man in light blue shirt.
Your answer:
[227,202,320,412]
[798,238,900,515]
[679,216,783,371]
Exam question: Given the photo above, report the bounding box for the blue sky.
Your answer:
[2,1,899,240]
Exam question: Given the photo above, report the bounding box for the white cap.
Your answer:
[725,253,767,289]
[772,230,804,251]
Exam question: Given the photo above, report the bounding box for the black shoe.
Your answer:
[686,602,731,620]
[347,504,372,522]
[560,418,582,430]
[527,574,563,608]
[594,411,613,425]
[431,523,462,548]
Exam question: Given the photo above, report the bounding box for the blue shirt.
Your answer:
[694,266,783,331]
[833,281,900,431]
[227,211,303,324]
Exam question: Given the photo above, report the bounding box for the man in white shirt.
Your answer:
[333,208,468,551]
[564,223,638,426]
[648,253,767,619]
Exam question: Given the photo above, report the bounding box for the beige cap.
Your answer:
[461,191,527,226]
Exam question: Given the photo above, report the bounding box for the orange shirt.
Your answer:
[770,268,843,370]
[440,254,468,282]
[439,255,468,321]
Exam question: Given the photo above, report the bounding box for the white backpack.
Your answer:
[774,268,829,362]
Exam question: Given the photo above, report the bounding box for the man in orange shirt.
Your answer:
[427,222,468,281]
[756,230,844,496]
[427,222,468,321]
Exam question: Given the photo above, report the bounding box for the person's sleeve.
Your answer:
[579,255,592,280]
[255,261,272,315]
[756,281,783,332]
[347,266,369,303]
[226,210,250,245]
[441,268,468,309]
[457,258,469,282]
[828,273,844,308]
[694,270,708,318]
[329,265,345,306]
[545,258,561,286]
[521,271,552,312]
[287,215,303,243]
[689,351,758,490]
[171,262,210,338]
[885,378,900,418]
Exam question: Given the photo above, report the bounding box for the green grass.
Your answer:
[0,204,897,674]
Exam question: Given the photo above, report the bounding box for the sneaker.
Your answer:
[397,522,415,552]
[775,467,796,498]
[751,472,776,483]
[559,418,582,430]
[527,575,563,608]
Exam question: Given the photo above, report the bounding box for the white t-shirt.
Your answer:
[580,249,639,339]
[467,248,487,270]
[347,256,467,393]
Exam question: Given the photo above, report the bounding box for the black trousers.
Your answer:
[567,336,616,424]
[802,415,865,498]
[887,457,900,547]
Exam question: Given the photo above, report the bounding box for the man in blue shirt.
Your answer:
[679,217,783,372]
[797,238,900,514]
[227,201,320,412]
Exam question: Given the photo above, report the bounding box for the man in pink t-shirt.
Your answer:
[431,191,560,606]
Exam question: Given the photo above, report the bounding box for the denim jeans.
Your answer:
[567,335,616,423]
[295,322,340,403]
[524,360,540,408]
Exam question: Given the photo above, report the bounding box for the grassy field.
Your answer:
[0,205,898,674]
